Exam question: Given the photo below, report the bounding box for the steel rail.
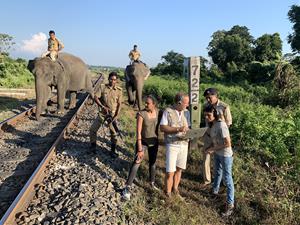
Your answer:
[0,74,103,225]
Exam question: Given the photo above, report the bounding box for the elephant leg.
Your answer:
[42,86,51,113]
[69,91,77,109]
[57,84,66,114]
[135,78,144,110]
[126,81,135,105]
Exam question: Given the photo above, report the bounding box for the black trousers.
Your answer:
[126,141,159,185]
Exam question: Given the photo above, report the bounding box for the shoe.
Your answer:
[222,204,234,217]
[199,183,211,190]
[150,182,159,191]
[122,187,131,200]
[110,143,119,158]
[173,189,184,201]
[165,192,172,199]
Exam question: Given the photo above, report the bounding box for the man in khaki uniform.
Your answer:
[90,72,122,157]
[128,45,141,64]
[41,30,64,61]
[202,88,232,185]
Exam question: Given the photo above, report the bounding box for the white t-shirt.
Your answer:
[160,109,190,127]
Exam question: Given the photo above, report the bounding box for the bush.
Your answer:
[0,55,34,88]
[246,61,276,83]
[145,75,300,169]
[144,75,188,105]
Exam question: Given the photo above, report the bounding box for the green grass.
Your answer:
[122,74,300,224]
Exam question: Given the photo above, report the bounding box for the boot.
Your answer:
[110,143,119,158]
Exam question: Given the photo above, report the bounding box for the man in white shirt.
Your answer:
[160,92,190,199]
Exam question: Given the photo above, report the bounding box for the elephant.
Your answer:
[125,62,150,110]
[28,52,94,120]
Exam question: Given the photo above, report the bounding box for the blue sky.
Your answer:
[0,0,298,67]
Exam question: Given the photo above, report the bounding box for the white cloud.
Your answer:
[20,32,47,54]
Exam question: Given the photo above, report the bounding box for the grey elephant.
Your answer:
[125,62,150,110]
[28,53,94,120]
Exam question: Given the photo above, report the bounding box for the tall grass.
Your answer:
[138,74,300,224]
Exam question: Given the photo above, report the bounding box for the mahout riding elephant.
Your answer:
[28,53,94,120]
[125,62,150,110]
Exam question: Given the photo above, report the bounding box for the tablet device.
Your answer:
[178,127,208,140]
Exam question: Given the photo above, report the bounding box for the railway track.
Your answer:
[0,74,104,225]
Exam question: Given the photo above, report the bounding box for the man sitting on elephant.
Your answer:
[128,44,141,64]
[41,30,64,61]
[90,72,123,157]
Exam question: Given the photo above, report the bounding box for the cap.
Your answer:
[203,88,218,96]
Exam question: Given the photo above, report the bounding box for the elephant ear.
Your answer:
[27,59,36,72]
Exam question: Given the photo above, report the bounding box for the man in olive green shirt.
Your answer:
[41,30,64,61]
[128,45,141,64]
[90,72,122,157]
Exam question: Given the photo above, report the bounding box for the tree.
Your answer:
[227,25,254,43]
[208,25,254,72]
[0,33,15,55]
[273,62,300,106]
[254,33,282,62]
[152,50,185,76]
[288,5,300,53]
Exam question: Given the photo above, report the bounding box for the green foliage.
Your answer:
[0,33,15,55]
[254,33,282,62]
[273,62,300,107]
[288,5,300,53]
[246,61,276,83]
[0,55,34,88]
[231,103,299,166]
[144,75,300,169]
[207,64,224,81]
[144,75,188,105]
[142,74,300,223]
[151,50,185,76]
[208,25,254,71]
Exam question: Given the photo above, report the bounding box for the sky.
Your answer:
[0,0,299,67]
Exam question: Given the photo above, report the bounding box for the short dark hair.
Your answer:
[108,71,118,80]
[203,88,218,97]
[134,45,137,48]
[204,104,219,120]
[49,30,55,35]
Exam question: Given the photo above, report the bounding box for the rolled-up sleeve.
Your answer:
[160,110,169,126]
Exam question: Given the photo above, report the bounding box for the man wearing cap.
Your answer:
[41,30,64,61]
[89,72,123,157]
[202,88,232,185]
[128,45,141,64]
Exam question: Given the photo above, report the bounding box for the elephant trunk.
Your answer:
[35,77,45,121]
[135,77,144,110]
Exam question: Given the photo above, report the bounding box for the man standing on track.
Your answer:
[89,72,123,157]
